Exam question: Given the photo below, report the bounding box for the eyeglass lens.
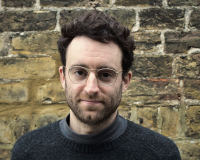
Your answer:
[68,67,117,86]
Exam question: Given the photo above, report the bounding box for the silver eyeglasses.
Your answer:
[64,66,123,86]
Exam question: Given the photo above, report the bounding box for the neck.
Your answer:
[69,110,118,135]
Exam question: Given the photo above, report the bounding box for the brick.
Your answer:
[137,107,158,131]
[185,106,200,138]
[12,32,60,55]
[34,105,70,118]
[173,54,200,78]
[32,105,70,122]
[105,9,136,30]
[0,57,56,79]
[0,34,5,56]
[0,11,56,32]
[123,106,158,131]
[118,106,131,120]
[0,82,28,103]
[2,0,35,7]
[0,104,69,117]
[41,0,110,7]
[41,0,86,7]
[140,9,184,30]
[176,142,200,160]
[115,0,162,6]
[165,31,200,54]
[60,9,136,30]
[88,0,111,8]
[27,107,70,129]
[0,35,4,51]
[184,80,200,100]
[131,55,172,77]
[0,34,10,57]
[122,79,180,105]
[190,9,200,30]
[12,114,33,140]
[0,117,11,144]
[133,32,161,54]
[37,114,60,128]
[168,0,200,6]
[160,107,179,137]
[0,149,11,160]
[0,105,70,141]
[35,80,65,103]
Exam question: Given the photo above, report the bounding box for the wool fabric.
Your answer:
[11,119,181,160]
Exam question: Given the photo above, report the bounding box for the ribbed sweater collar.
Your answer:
[59,114,127,144]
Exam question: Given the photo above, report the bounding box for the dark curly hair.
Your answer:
[57,10,135,78]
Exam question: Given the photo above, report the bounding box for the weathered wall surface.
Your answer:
[0,0,200,159]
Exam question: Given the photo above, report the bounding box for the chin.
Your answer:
[77,112,109,125]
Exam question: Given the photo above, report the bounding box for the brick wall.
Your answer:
[0,0,200,159]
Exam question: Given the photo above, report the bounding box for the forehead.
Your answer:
[66,36,122,69]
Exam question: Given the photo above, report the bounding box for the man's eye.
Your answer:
[74,70,87,76]
[75,71,83,75]
[101,73,111,78]
[98,71,114,79]
[98,69,116,79]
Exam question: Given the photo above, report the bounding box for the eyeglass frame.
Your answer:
[63,66,123,86]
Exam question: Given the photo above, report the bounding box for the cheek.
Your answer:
[67,83,84,94]
[100,86,116,94]
[112,80,122,89]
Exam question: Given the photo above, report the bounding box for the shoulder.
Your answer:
[125,120,181,160]
[11,120,61,160]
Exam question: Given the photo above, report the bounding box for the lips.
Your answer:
[81,99,102,104]
[77,95,104,105]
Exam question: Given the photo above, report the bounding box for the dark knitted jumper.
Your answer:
[11,119,181,160]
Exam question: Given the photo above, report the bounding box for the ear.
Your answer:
[59,66,65,89]
[122,71,132,93]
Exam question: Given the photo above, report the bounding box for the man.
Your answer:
[11,10,181,160]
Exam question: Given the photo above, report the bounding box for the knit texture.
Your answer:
[59,114,127,144]
[11,120,181,160]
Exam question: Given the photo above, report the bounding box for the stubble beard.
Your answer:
[64,79,122,126]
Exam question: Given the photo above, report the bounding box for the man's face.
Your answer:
[59,36,131,125]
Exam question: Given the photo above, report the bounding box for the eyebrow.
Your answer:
[70,64,117,71]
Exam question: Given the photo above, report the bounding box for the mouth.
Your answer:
[80,99,102,105]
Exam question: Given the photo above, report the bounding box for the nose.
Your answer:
[84,71,100,95]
